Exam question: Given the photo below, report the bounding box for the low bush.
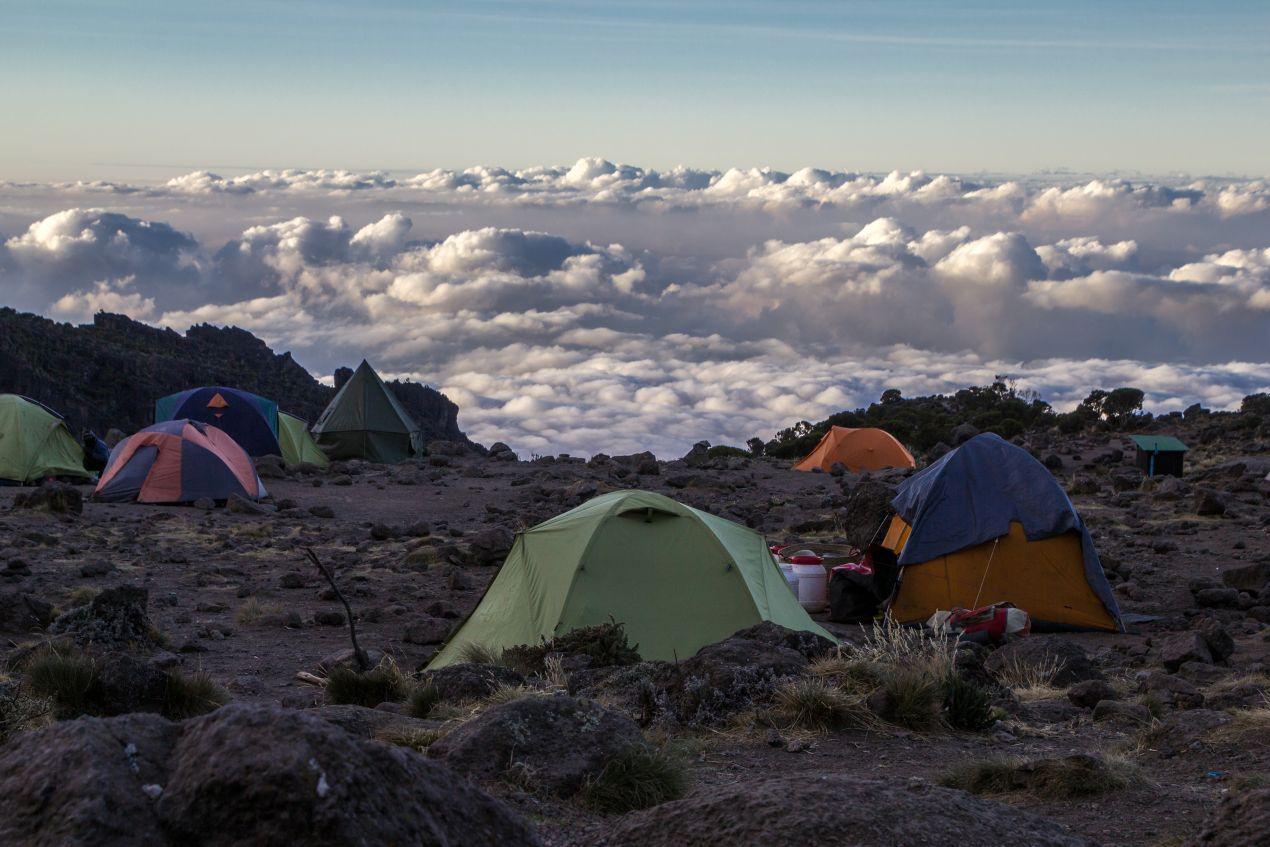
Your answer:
[457,643,506,666]
[580,744,687,813]
[502,620,640,674]
[325,658,409,708]
[407,681,442,719]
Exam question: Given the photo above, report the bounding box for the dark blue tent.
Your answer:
[154,387,281,458]
[890,434,1122,631]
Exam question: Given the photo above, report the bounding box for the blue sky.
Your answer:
[2,0,1268,180]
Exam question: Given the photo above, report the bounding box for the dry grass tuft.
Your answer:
[325,657,410,708]
[580,744,688,813]
[23,645,97,719]
[992,652,1065,702]
[457,642,506,666]
[375,725,446,752]
[772,677,874,732]
[234,597,284,626]
[940,753,1140,799]
[162,669,229,719]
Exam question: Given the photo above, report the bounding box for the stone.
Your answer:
[1194,588,1241,608]
[1140,672,1205,710]
[984,636,1102,687]
[0,590,56,635]
[419,663,527,702]
[584,774,1095,847]
[1194,490,1226,517]
[1091,700,1152,726]
[192,498,216,511]
[313,610,346,627]
[1067,679,1116,709]
[1186,787,1270,847]
[1160,632,1213,671]
[78,560,114,578]
[308,505,336,519]
[0,704,538,846]
[403,616,451,645]
[226,494,270,515]
[429,693,644,796]
[278,572,306,589]
[11,482,84,515]
[1197,620,1236,662]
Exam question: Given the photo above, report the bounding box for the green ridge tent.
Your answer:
[278,412,329,468]
[0,394,91,485]
[312,361,422,463]
[428,489,835,668]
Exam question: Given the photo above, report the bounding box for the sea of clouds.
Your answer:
[1,158,1268,455]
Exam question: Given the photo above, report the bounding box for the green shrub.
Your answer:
[24,647,97,719]
[705,445,750,459]
[943,674,996,731]
[877,664,944,730]
[162,670,228,719]
[580,745,687,813]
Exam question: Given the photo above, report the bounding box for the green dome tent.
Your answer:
[428,490,834,668]
[312,361,422,463]
[278,412,329,468]
[0,395,91,485]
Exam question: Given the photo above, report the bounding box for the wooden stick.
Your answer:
[305,547,370,672]
[296,671,328,687]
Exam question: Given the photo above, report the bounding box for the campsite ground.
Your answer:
[1,432,1267,846]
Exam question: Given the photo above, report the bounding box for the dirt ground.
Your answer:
[1,436,1267,846]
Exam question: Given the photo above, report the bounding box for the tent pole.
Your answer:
[971,538,1001,610]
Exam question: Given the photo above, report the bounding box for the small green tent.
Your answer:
[0,395,91,484]
[428,490,834,668]
[312,361,422,463]
[278,412,329,468]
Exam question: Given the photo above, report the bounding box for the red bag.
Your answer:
[945,603,1031,644]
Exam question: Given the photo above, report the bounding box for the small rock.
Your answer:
[314,610,347,627]
[1067,679,1117,709]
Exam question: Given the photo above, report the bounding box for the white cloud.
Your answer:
[2,163,1268,455]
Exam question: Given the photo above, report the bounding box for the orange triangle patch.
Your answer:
[207,392,229,409]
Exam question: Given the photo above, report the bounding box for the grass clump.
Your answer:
[407,681,442,719]
[1208,702,1270,747]
[483,682,543,707]
[458,642,506,666]
[943,674,997,732]
[940,753,1137,799]
[375,725,446,753]
[162,669,229,719]
[580,744,687,813]
[66,586,99,609]
[234,597,283,626]
[992,653,1064,702]
[24,646,97,719]
[325,658,410,708]
[773,677,873,732]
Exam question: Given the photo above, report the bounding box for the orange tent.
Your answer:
[793,427,915,473]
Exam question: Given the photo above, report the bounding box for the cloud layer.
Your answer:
[2,160,1268,455]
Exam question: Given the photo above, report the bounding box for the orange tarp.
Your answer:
[882,516,1118,632]
[793,427,915,473]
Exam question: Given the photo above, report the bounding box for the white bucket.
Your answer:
[793,562,828,612]
[779,563,800,596]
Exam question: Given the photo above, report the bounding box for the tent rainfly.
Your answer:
[312,361,422,463]
[0,394,91,485]
[278,412,329,468]
[793,427,915,473]
[428,489,835,668]
[882,434,1122,632]
[155,387,281,458]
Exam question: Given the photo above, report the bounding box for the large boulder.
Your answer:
[1187,788,1270,846]
[1160,632,1213,671]
[984,636,1102,687]
[0,704,538,846]
[1222,562,1270,592]
[430,694,642,795]
[586,774,1095,847]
